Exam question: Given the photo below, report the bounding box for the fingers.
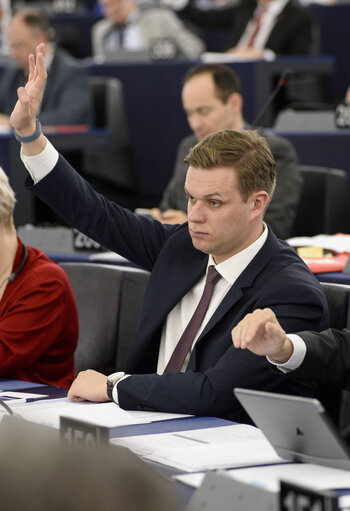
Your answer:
[232,308,276,348]
[28,54,35,82]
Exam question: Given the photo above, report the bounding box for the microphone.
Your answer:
[251,68,292,127]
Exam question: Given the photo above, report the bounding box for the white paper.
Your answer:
[228,463,350,492]
[16,398,151,428]
[201,52,264,63]
[111,424,265,459]
[173,472,206,488]
[144,437,283,472]
[14,398,192,429]
[339,494,350,510]
[126,410,192,422]
[287,234,350,253]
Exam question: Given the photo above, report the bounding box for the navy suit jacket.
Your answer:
[289,329,350,390]
[27,155,329,422]
[0,49,92,125]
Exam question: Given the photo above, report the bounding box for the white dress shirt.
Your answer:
[237,0,289,50]
[267,334,307,372]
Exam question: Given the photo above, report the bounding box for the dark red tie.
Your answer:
[164,266,221,374]
[246,6,266,48]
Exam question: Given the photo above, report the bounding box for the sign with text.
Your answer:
[280,480,339,511]
[60,417,109,449]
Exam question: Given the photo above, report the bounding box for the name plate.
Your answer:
[280,480,339,511]
[73,229,103,251]
[335,103,350,129]
[149,38,178,60]
[60,416,109,448]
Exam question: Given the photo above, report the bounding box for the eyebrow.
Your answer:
[185,188,226,199]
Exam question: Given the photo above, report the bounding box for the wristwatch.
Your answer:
[106,371,125,401]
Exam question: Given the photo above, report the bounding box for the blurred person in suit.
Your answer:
[0,165,78,388]
[0,7,92,126]
[180,0,319,59]
[151,63,302,240]
[92,0,205,59]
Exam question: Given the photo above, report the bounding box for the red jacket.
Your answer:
[0,238,78,388]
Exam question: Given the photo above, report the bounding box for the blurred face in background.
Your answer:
[7,16,47,71]
[182,73,243,141]
[100,0,136,25]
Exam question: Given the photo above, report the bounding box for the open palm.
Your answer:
[10,44,47,132]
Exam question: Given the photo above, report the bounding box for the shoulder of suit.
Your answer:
[179,134,198,150]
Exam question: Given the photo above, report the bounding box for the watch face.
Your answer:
[107,372,125,402]
[108,372,125,385]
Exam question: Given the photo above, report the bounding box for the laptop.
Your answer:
[234,387,350,471]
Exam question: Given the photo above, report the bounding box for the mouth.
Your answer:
[189,228,208,238]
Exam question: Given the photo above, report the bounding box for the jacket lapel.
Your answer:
[192,229,281,347]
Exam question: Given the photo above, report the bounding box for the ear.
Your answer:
[227,92,243,114]
[250,191,270,219]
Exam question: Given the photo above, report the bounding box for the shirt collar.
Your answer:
[261,0,289,18]
[208,223,268,285]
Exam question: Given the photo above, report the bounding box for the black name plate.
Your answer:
[280,480,339,511]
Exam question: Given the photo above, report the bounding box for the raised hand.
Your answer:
[10,43,47,135]
[231,308,293,363]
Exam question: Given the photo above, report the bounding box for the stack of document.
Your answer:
[111,424,284,472]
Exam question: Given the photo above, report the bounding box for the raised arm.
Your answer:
[10,43,47,156]
[231,308,293,363]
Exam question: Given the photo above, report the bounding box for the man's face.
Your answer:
[185,166,261,264]
[181,73,241,141]
[101,0,135,24]
[7,18,45,71]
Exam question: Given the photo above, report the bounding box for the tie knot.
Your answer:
[206,266,221,285]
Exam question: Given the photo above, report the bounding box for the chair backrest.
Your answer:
[88,75,130,146]
[320,282,350,330]
[291,166,350,237]
[84,76,135,190]
[317,282,350,428]
[59,262,149,375]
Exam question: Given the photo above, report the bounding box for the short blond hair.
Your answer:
[184,129,276,202]
[0,167,16,230]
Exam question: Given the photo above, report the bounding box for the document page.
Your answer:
[112,424,284,472]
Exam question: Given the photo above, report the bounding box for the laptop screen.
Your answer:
[234,388,350,471]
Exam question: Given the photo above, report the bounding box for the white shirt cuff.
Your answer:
[20,138,59,184]
[112,374,130,404]
[267,334,307,373]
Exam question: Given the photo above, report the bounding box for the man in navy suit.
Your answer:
[10,44,328,423]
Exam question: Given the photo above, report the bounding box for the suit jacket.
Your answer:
[290,329,350,390]
[0,49,92,125]
[182,0,318,55]
[159,131,302,239]
[92,6,205,59]
[27,155,329,422]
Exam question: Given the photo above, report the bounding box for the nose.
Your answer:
[188,113,202,134]
[188,200,205,223]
